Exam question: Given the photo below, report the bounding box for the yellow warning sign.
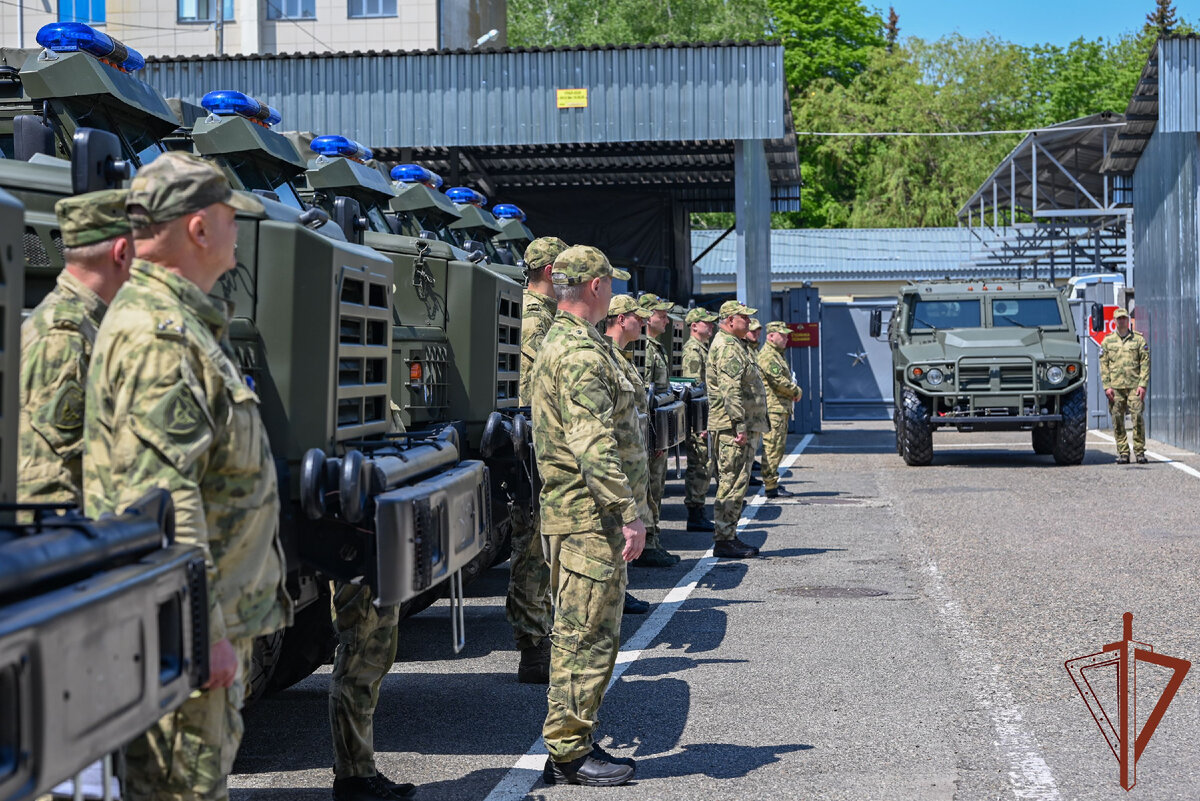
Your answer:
[556,88,588,109]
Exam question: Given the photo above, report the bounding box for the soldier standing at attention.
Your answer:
[603,294,655,615]
[531,245,645,786]
[1100,308,1150,464]
[510,235,568,684]
[758,322,803,498]
[743,318,767,488]
[82,152,293,801]
[634,292,679,567]
[705,301,768,559]
[681,307,718,531]
[19,190,133,509]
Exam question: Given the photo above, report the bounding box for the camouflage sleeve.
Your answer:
[713,347,747,434]
[759,351,801,399]
[518,309,554,406]
[84,332,226,641]
[20,329,87,474]
[557,350,639,526]
[1139,338,1150,388]
[1098,339,1111,388]
[681,343,703,381]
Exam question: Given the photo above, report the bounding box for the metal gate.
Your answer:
[819,301,895,421]
[786,286,821,433]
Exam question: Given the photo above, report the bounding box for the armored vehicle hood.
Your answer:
[903,327,1082,364]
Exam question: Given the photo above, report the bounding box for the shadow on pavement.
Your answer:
[618,742,812,780]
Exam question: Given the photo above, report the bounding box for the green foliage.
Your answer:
[766,0,885,93]
[507,0,771,47]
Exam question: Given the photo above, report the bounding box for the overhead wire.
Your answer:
[795,123,1127,138]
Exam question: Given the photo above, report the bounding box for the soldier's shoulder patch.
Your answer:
[152,316,187,340]
[51,379,85,432]
[50,303,85,331]
[158,384,206,438]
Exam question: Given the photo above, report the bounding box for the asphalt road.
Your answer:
[230,422,1200,800]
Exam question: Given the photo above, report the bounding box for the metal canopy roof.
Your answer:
[957,113,1126,221]
[1103,42,1160,175]
[143,41,800,212]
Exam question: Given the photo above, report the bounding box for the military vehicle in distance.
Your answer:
[874,280,1087,466]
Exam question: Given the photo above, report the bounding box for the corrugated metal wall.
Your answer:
[143,45,785,149]
[1156,38,1200,134]
[1132,128,1200,451]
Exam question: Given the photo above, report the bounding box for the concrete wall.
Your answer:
[1131,129,1200,452]
[0,0,503,56]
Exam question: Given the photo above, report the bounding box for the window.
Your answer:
[349,0,396,17]
[178,0,235,23]
[267,0,316,19]
[991,298,1063,328]
[909,298,981,331]
[58,0,105,24]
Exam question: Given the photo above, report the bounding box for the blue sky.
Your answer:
[888,0,1200,47]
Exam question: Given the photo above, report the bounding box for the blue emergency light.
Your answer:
[492,203,526,221]
[200,90,282,127]
[310,135,373,162]
[36,22,145,72]
[446,186,487,207]
[390,163,444,188]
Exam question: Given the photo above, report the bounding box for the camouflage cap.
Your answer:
[126,151,264,226]
[550,245,631,285]
[524,236,569,272]
[1113,308,1129,319]
[766,321,791,334]
[55,189,131,247]
[685,307,718,324]
[748,318,762,332]
[719,300,757,318]
[637,292,674,312]
[609,294,652,318]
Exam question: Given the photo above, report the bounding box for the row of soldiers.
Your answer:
[509,237,804,786]
[19,153,410,801]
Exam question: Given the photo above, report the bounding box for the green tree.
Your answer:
[766,0,885,94]
[508,0,771,47]
[1147,0,1178,34]
[885,6,899,53]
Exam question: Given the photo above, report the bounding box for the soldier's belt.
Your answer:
[0,495,208,801]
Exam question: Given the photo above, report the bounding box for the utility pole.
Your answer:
[17,0,24,47]
[215,0,225,55]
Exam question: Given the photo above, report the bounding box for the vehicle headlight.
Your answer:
[926,367,944,386]
[1046,365,1065,385]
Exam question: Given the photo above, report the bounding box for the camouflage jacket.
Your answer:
[18,270,105,508]
[531,310,640,535]
[758,342,802,416]
[681,336,709,385]
[642,337,670,391]
[1099,330,1150,390]
[605,336,651,521]
[518,289,557,406]
[84,260,293,643]
[706,330,769,436]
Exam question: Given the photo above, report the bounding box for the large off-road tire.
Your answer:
[246,582,338,702]
[246,630,283,704]
[901,388,934,466]
[894,403,905,456]
[1052,388,1087,465]
[1031,425,1056,455]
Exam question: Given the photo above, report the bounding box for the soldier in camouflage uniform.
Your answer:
[634,292,679,568]
[744,318,766,487]
[531,246,644,787]
[82,152,293,801]
[705,301,768,559]
[510,235,568,684]
[681,307,718,531]
[758,322,803,498]
[19,190,133,511]
[1100,308,1151,464]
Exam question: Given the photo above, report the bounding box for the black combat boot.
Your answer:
[713,538,759,559]
[518,637,551,684]
[333,773,415,801]
[543,750,636,786]
[623,592,649,614]
[765,486,793,499]
[686,505,715,532]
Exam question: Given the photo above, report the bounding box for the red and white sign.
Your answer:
[786,322,819,348]
[1088,305,1120,347]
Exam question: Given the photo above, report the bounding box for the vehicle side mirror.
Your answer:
[869,308,882,338]
[14,114,56,161]
[332,196,367,245]
[1090,302,1104,333]
[71,128,130,194]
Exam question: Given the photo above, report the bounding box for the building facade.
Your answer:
[3,0,505,56]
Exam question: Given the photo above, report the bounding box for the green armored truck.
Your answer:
[874,280,1087,466]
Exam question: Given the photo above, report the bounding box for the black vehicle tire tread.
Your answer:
[259,583,338,697]
[1052,388,1087,465]
[902,388,934,466]
[894,402,906,456]
[1032,425,1056,455]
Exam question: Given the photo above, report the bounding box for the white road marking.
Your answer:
[1090,430,1200,479]
[481,433,814,801]
[922,558,1061,800]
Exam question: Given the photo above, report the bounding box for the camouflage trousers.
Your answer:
[762,411,790,490]
[646,449,668,551]
[544,529,627,763]
[713,431,753,542]
[683,431,711,508]
[122,638,253,801]
[1109,388,1146,456]
[506,502,553,650]
[330,581,400,779]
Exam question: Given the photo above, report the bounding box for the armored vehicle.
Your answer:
[491,202,534,266]
[874,280,1087,466]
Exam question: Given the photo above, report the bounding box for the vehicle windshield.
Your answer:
[991,297,1063,328]
[56,100,167,167]
[362,200,398,235]
[909,298,981,331]
[219,154,304,210]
